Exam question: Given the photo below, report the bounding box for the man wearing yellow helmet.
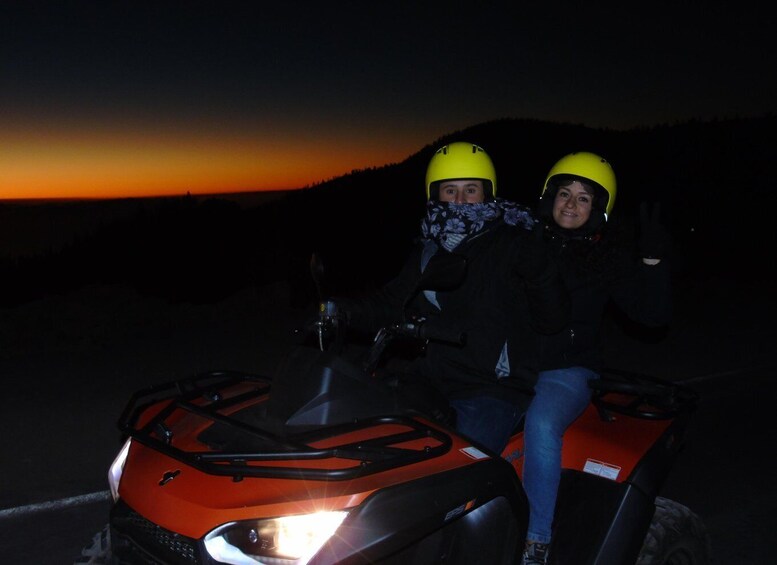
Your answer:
[519,152,672,565]
[333,141,570,455]
[425,141,497,202]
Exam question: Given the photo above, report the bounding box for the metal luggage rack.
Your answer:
[118,371,453,482]
[590,367,700,420]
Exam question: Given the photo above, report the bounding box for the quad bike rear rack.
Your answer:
[590,368,700,421]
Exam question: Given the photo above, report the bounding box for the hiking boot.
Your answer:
[521,540,550,565]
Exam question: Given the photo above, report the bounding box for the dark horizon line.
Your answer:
[0,187,302,206]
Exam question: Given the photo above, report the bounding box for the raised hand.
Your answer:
[639,202,670,262]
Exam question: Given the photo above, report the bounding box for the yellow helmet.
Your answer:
[542,151,617,217]
[425,142,497,200]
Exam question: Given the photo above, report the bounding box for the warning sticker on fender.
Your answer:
[583,459,621,480]
[460,446,489,460]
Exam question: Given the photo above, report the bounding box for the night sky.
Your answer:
[2,1,775,199]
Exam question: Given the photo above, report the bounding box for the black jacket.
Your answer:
[538,229,672,372]
[338,220,570,406]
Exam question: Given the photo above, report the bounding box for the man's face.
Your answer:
[438,179,485,203]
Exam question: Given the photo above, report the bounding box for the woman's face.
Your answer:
[552,180,593,229]
[438,179,485,203]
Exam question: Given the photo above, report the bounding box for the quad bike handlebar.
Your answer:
[312,301,466,376]
[308,251,468,373]
[307,252,697,424]
[389,317,467,345]
[360,315,466,376]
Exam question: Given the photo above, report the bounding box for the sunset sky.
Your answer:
[2,2,775,200]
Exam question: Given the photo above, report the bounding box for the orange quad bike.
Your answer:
[77,254,711,564]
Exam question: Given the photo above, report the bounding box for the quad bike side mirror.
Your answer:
[310,252,327,301]
[296,253,345,351]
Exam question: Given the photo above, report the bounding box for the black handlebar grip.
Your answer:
[417,320,467,345]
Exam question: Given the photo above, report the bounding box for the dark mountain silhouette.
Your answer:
[1,116,773,307]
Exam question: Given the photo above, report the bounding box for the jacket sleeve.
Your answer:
[506,224,571,335]
[522,254,572,335]
[333,245,424,334]
[608,257,672,327]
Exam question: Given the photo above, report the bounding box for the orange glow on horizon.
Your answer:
[1,124,417,200]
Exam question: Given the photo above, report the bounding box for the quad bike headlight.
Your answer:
[108,437,132,502]
[204,511,349,565]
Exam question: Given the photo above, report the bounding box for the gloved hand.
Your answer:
[639,202,670,262]
[516,220,550,280]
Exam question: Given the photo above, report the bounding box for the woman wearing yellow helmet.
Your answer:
[331,141,570,455]
[520,152,672,565]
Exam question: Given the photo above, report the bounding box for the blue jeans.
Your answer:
[523,367,597,544]
[450,395,525,455]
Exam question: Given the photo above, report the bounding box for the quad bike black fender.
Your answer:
[313,456,527,565]
[547,415,691,564]
[552,469,655,564]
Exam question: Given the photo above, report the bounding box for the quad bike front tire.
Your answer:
[73,524,113,564]
[636,497,712,564]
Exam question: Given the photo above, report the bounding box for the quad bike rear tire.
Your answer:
[636,497,712,564]
[73,524,112,564]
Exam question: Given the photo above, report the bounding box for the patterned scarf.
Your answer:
[420,198,536,251]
